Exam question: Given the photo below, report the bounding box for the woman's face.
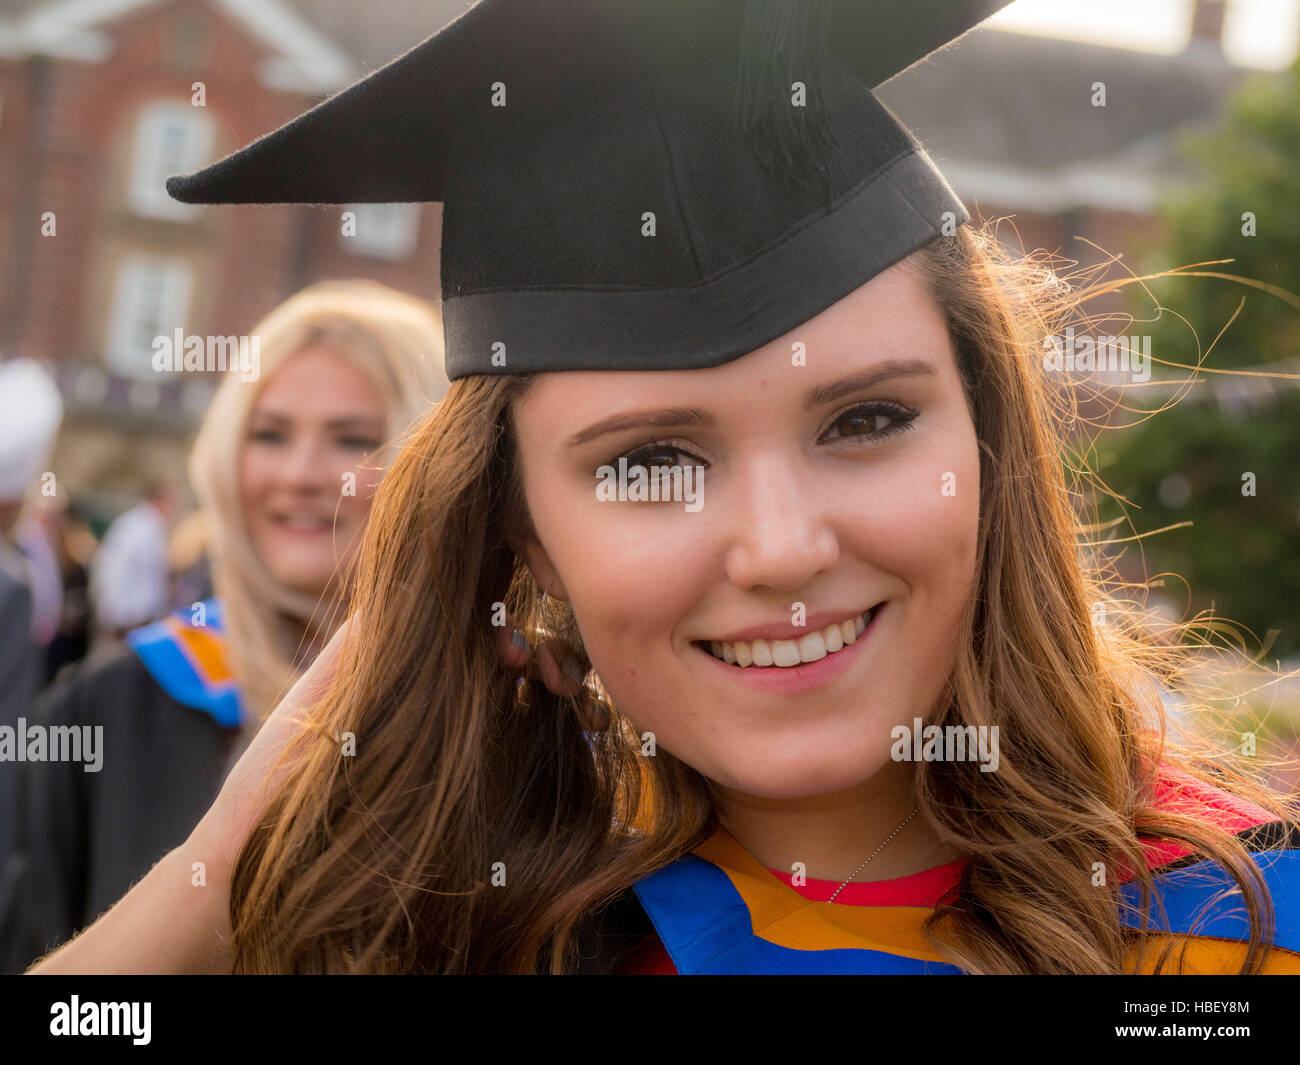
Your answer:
[512,256,982,800]
[239,345,387,597]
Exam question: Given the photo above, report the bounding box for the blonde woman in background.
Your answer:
[0,279,448,973]
[190,279,447,724]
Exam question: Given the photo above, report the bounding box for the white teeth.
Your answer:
[708,609,875,669]
[772,640,802,667]
[796,632,827,662]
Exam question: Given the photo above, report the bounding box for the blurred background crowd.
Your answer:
[0,0,1297,970]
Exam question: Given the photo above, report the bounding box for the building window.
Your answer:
[128,100,213,220]
[106,255,193,379]
[341,202,421,260]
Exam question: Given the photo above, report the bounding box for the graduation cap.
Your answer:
[167,0,1012,381]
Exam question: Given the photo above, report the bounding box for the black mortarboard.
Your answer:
[167,0,1012,381]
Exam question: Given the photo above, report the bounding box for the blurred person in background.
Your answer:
[39,498,96,686]
[13,500,62,655]
[88,481,174,643]
[166,508,213,615]
[0,359,63,889]
[0,280,447,972]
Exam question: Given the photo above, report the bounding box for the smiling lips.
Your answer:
[270,512,334,532]
[701,606,879,669]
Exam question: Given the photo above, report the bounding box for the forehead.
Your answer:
[252,346,387,414]
[513,256,954,426]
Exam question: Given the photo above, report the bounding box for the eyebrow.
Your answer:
[564,358,937,447]
[250,411,385,432]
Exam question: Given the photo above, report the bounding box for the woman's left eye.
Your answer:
[339,437,382,452]
[821,402,918,444]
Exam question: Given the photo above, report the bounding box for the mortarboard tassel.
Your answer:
[733,0,840,208]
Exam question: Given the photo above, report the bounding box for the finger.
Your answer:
[536,643,582,698]
[499,620,529,670]
[211,616,351,865]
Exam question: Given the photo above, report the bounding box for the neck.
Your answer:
[282,610,328,668]
[708,763,961,883]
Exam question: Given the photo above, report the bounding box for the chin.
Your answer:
[266,565,334,598]
[702,747,895,802]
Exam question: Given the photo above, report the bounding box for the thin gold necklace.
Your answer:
[826,806,919,904]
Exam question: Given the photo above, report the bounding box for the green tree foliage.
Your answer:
[1101,63,1300,657]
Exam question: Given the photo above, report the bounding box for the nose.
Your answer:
[723,449,840,593]
[276,433,333,494]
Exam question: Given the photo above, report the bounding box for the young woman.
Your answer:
[0,279,448,971]
[24,0,1300,975]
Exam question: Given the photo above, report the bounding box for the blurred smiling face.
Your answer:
[239,344,387,597]
[512,255,982,800]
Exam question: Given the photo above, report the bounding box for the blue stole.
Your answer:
[126,598,246,728]
[633,823,1300,974]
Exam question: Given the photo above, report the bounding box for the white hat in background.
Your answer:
[0,358,64,503]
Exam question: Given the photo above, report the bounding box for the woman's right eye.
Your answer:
[605,439,705,472]
[248,428,286,444]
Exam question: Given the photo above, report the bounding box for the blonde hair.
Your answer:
[188,279,447,727]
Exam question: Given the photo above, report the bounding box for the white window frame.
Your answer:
[128,100,214,221]
[341,202,421,260]
[105,254,193,380]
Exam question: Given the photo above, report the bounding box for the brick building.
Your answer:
[0,0,455,507]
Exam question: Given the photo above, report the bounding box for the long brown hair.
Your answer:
[228,227,1299,973]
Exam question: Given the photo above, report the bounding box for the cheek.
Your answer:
[338,482,376,537]
[847,424,981,702]
[330,452,381,527]
[527,489,706,712]
[237,452,289,581]
[561,516,701,654]
[238,449,270,525]
[857,435,980,599]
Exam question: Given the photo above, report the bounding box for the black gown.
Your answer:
[0,597,654,975]
[0,607,245,973]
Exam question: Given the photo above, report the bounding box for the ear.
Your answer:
[513,531,571,602]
